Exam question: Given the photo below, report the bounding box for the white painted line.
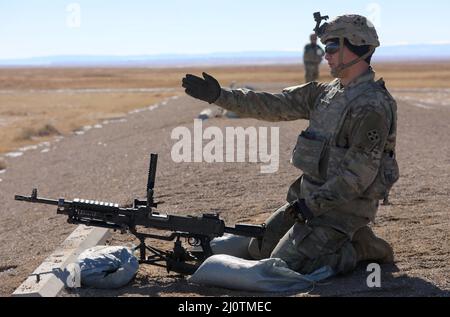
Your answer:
[5,152,23,158]
[413,103,433,110]
[12,226,110,297]
[19,145,38,152]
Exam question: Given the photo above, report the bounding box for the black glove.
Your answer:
[182,72,221,104]
[284,199,315,222]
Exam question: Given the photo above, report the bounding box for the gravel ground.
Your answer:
[1,82,449,297]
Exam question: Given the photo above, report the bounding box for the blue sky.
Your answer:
[1,0,449,59]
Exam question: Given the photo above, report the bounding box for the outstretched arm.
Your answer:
[215,82,327,122]
[182,72,328,122]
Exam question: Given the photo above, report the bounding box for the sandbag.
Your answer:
[76,245,139,289]
[189,254,334,293]
[209,234,252,259]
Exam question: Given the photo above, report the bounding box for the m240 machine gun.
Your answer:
[15,154,265,275]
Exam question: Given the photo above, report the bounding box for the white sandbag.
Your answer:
[198,106,225,120]
[77,245,139,289]
[210,234,252,259]
[189,254,334,292]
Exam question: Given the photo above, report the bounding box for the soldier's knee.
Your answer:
[248,237,263,260]
[270,224,358,275]
[270,222,312,270]
[247,203,294,260]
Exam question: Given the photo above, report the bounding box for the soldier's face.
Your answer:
[325,42,359,78]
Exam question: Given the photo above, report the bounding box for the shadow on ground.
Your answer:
[64,262,448,297]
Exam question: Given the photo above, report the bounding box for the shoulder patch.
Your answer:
[367,130,380,143]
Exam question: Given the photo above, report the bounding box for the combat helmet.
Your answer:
[317,14,379,47]
[313,12,379,75]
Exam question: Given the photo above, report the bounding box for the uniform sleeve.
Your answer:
[214,82,328,122]
[305,103,391,214]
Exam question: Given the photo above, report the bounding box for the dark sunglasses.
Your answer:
[325,42,340,54]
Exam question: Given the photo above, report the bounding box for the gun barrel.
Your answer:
[14,195,62,206]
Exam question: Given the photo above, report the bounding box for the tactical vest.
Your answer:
[291,78,399,201]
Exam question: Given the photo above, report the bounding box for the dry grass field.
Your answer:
[1,61,450,157]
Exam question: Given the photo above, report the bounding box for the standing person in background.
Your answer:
[303,33,325,82]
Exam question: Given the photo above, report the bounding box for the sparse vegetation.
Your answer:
[15,124,60,141]
[1,62,449,155]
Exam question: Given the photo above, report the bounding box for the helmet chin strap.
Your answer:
[332,37,375,77]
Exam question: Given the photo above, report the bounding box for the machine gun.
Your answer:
[15,154,265,275]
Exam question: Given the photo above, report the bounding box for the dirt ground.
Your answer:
[0,64,449,297]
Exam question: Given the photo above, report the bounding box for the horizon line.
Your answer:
[2,42,450,61]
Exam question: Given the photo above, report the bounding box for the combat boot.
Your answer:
[352,226,394,264]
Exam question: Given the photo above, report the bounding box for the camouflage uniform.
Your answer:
[214,66,399,275]
[180,14,399,275]
[303,44,324,82]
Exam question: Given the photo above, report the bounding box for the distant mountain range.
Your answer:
[1,43,448,67]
